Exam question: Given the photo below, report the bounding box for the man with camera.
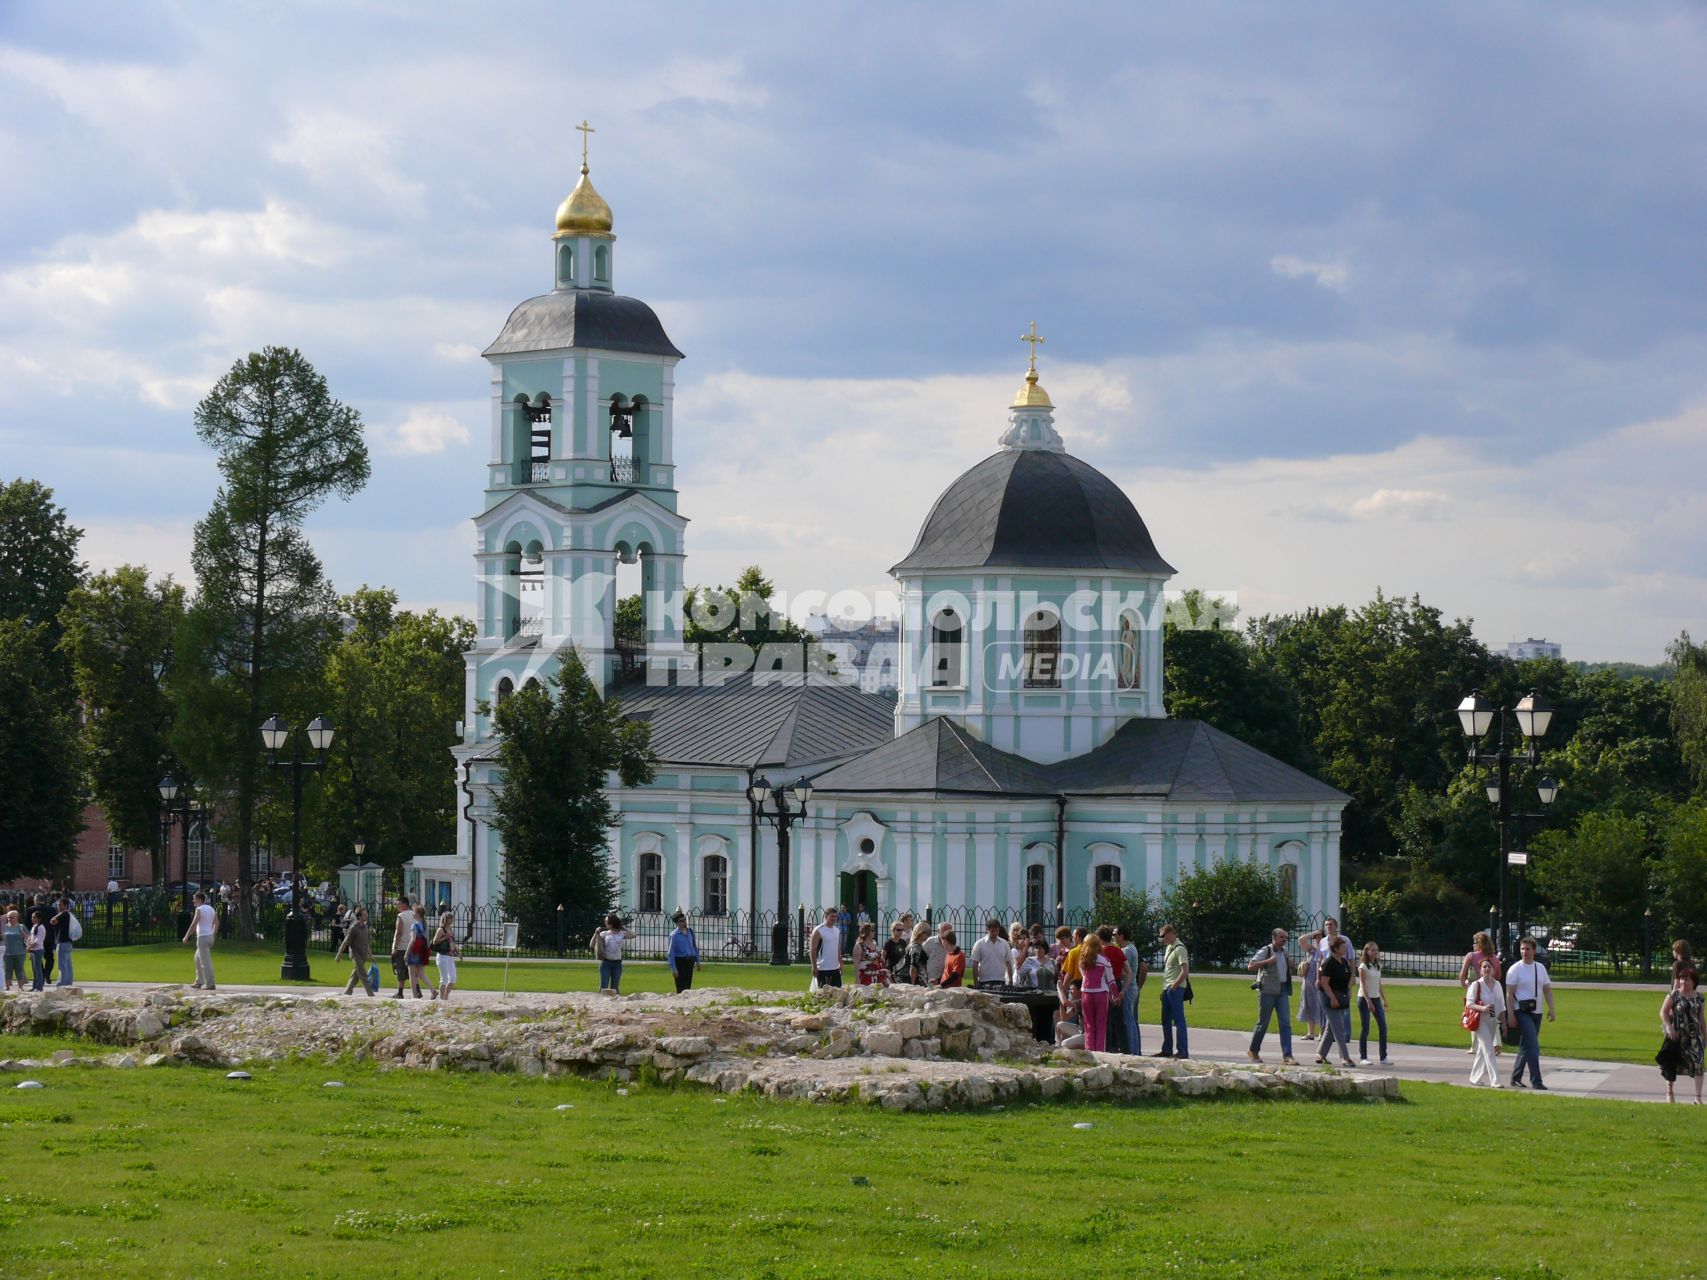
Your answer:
[1247,926,1298,1065]
[1504,936,1557,1089]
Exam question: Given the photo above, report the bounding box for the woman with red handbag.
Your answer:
[1465,958,1505,1087]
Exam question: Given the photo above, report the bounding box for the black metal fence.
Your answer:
[7,893,1675,982]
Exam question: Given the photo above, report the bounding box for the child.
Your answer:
[432,911,460,1003]
[938,930,966,987]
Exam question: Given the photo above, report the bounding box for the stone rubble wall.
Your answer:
[0,985,1399,1111]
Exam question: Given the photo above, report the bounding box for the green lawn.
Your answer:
[0,1050,1700,1279]
[64,941,1670,1064]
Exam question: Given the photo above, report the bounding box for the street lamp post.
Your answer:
[747,775,814,965]
[1456,689,1557,961]
[157,775,203,937]
[260,714,335,981]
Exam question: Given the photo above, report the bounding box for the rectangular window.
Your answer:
[188,823,213,880]
[638,853,663,914]
[703,856,729,916]
[107,841,126,882]
[1025,863,1046,925]
[1093,863,1121,896]
[251,840,270,880]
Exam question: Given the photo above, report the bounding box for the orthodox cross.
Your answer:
[1021,320,1045,373]
[576,119,595,168]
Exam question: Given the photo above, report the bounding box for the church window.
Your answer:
[1025,863,1046,925]
[251,839,271,880]
[1093,862,1121,896]
[929,608,964,688]
[702,854,729,915]
[188,821,213,881]
[1022,610,1061,689]
[522,677,540,692]
[557,243,574,288]
[1117,610,1141,691]
[637,852,663,913]
[527,397,552,482]
[594,244,609,283]
[496,677,514,704]
[107,840,126,882]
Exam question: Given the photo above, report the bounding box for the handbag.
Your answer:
[1655,1036,1683,1075]
[1500,1018,1522,1048]
[1461,980,1483,1032]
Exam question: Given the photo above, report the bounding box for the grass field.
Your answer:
[0,1047,1702,1279]
[57,941,1672,1065]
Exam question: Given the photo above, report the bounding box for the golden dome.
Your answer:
[1011,368,1054,409]
[554,163,613,238]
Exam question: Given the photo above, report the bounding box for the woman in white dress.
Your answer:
[1465,958,1506,1087]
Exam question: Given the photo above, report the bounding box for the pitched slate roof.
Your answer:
[613,673,894,771]
[808,718,1058,796]
[484,290,684,359]
[890,449,1174,575]
[804,714,1345,805]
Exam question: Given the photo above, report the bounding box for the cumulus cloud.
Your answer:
[1270,254,1351,292]
[1346,488,1450,520]
[382,408,472,456]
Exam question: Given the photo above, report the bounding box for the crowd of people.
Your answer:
[0,893,83,989]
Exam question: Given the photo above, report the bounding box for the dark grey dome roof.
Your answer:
[891,449,1174,575]
[483,290,683,359]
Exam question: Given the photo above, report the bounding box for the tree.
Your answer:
[1164,623,1315,770]
[1657,800,1707,947]
[491,655,655,946]
[173,347,369,937]
[308,587,473,885]
[1091,885,1162,952]
[1161,860,1297,968]
[1669,631,1707,792]
[0,619,84,880]
[684,565,813,651]
[614,593,645,648]
[1531,811,1653,973]
[58,566,186,883]
[0,478,85,704]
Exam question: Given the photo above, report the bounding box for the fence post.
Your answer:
[121,897,130,946]
[555,903,566,956]
[1642,908,1653,980]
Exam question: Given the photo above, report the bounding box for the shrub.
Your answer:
[1162,860,1297,968]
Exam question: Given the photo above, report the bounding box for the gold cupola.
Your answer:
[554,120,614,239]
[1010,320,1054,408]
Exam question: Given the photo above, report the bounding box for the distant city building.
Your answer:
[1505,637,1562,661]
[804,612,900,692]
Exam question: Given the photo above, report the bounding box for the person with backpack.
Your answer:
[405,909,435,999]
[50,895,78,987]
[1156,923,1191,1060]
[1247,926,1298,1065]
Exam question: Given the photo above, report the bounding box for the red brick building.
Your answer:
[1,804,285,893]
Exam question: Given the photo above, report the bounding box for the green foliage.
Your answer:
[1090,886,1162,951]
[308,587,473,882]
[1657,799,1707,946]
[1531,811,1654,972]
[1162,592,1313,769]
[491,655,656,945]
[1668,630,1707,791]
[614,592,645,648]
[0,477,85,705]
[58,566,186,880]
[0,619,85,879]
[1161,860,1296,967]
[1338,885,1402,943]
[174,347,370,933]
[683,564,813,650]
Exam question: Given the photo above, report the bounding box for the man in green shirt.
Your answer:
[1157,923,1190,1059]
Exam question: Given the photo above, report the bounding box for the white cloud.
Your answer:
[270,109,426,204]
[381,408,471,456]
[434,342,481,363]
[1346,488,1451,520]
[1271,254,1351,292]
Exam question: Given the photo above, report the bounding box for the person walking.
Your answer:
[1078,933,1113,1052]
[1297,931,1324,1040]
[666,911,700,993]
[404,908,436,999]
[431,911,460,1002]
[2,910,25,991]
[182,891,218,991]
[1458,931,1502,1056]
[1156,923,1191,1060]
[26,908,48,991]
[334,905,376,995]
[389,895,416,999]
[50,895,76,987]
[1658,965,1704,1104]
[1315,934,1356,1067]
[1464,958,1506,1087]
[1116,924,1144,1056]
[591,914,628,993]
[1504,936,1556,1089]
[1247,927,1297,1065]
[1357,942,1389,1065]
[810,907,844,989]
[970,918,1014,987]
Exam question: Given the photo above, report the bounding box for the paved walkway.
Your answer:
[65,981,1693,1106]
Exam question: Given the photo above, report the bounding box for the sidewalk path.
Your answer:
[68,981,1684,1105]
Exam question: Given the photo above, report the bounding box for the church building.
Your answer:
[444,144,1346,937]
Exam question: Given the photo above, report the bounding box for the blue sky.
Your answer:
[2,2,1704,660]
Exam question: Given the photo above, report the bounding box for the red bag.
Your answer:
[1461,980,1482,1031]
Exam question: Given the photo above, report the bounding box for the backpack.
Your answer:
[67,914,83,943]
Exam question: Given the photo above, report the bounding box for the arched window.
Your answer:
[1093,861,1121,896]
[702,854,729,916]
[1025,863,1046,925]
[594,244,609,283]
[929,607,964,688]
[637,851,663,913]
[496,677,514,703]
[522,677,540,693]
[188,821,213,881]
[1117,610,1141,690]
[1023,609,1061,689]
[557,243,574,287]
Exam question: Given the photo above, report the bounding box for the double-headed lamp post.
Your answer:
[1456,689,1558,959]
[260,714,335,981]
[747,775,813,965]
[157,775,202,936]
